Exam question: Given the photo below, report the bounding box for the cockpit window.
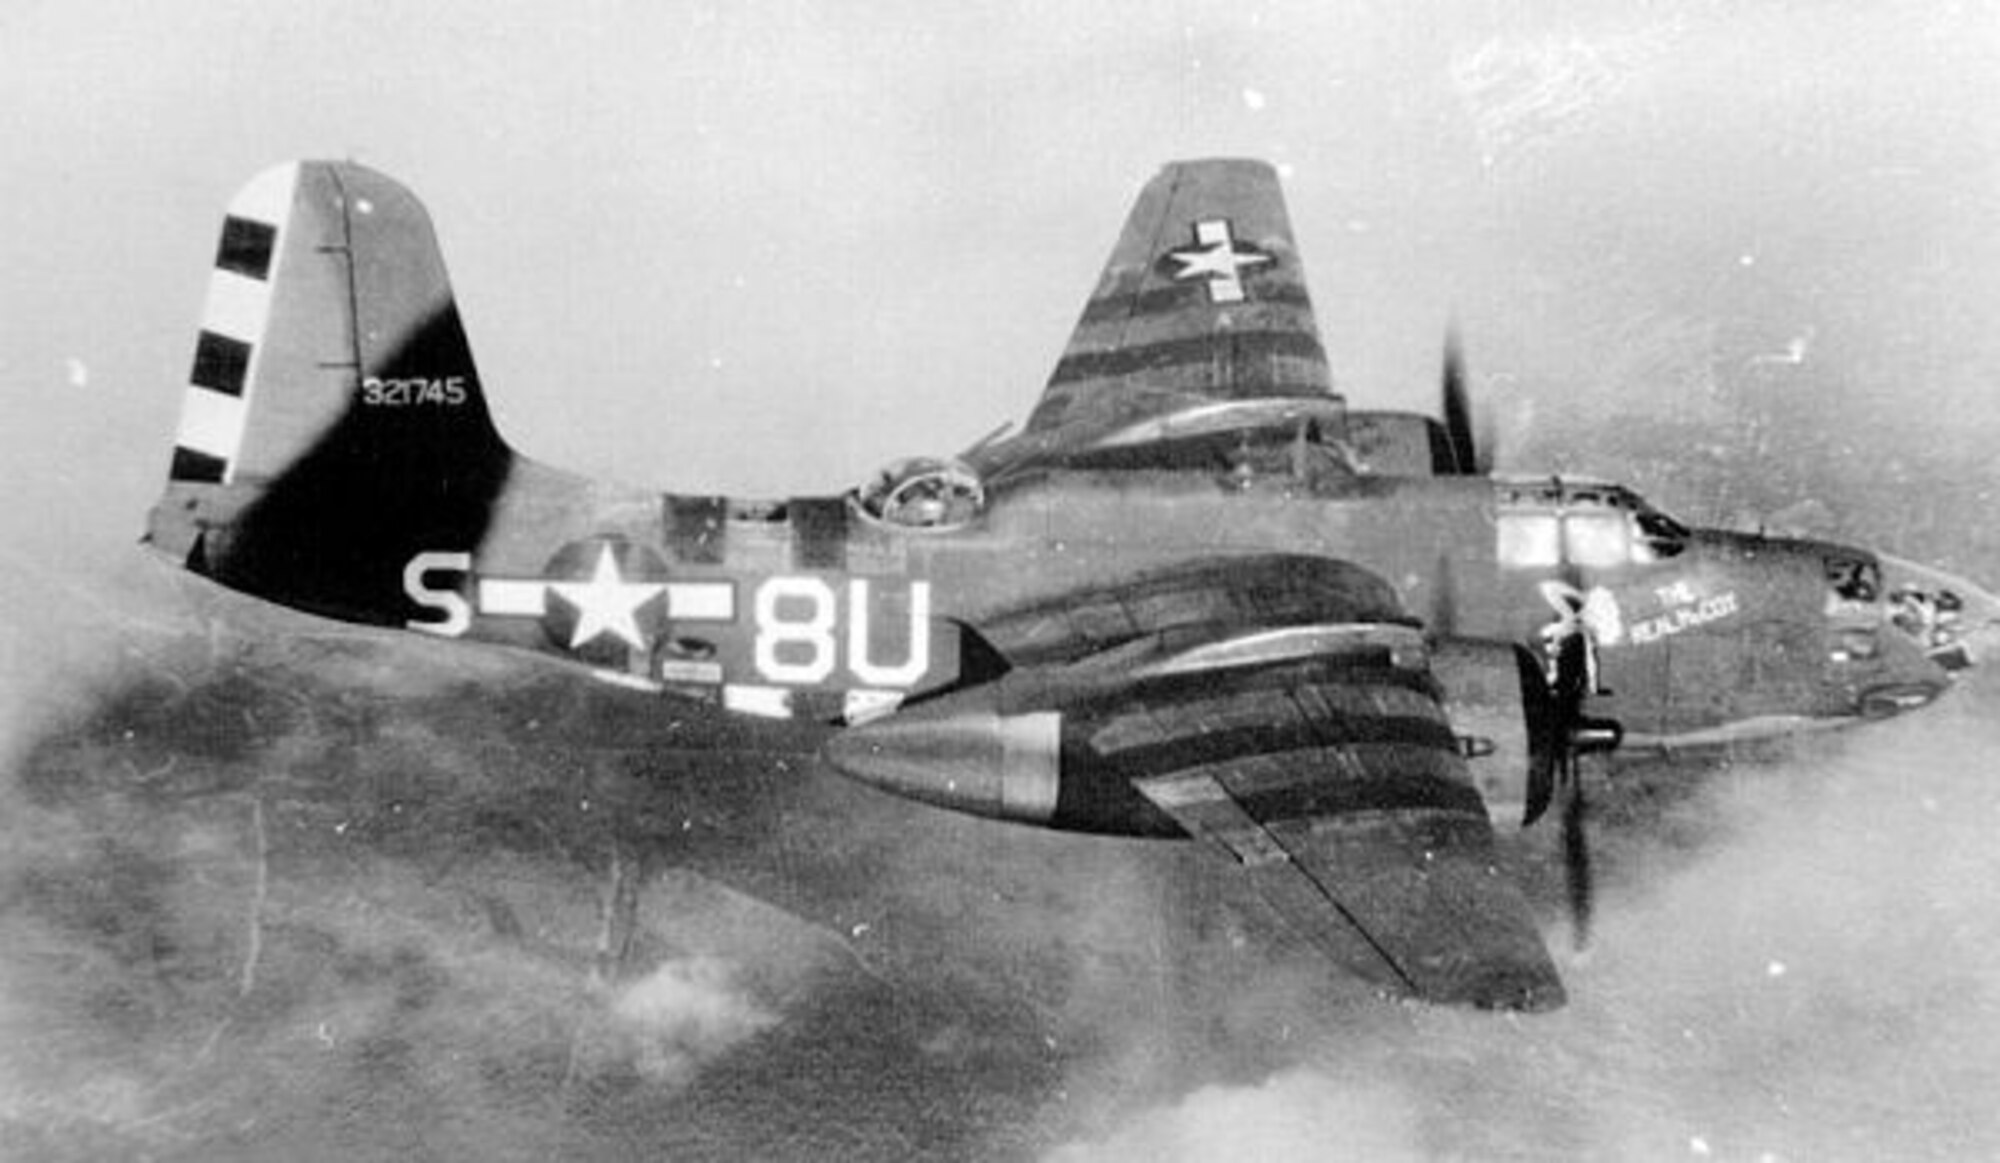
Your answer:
[1564,511,1629,568]
[856,456,986,529]
[1498,509,1561,567]
[1634,507,1688,543]
[1826,556,1880,603]
[1631,508,1689,560]
[1495,477,1690,567]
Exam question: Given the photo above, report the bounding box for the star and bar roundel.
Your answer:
[1158,218,1274,304]
[464,535,736,670]
[539,537,672,666]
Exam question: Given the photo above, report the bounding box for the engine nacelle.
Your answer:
[818,677,1180,837]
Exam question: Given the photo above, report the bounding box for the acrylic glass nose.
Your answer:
[1879,555,2000,673]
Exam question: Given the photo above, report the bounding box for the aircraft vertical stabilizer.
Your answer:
[145,161,518,627]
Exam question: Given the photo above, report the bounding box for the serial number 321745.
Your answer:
[362,376,468,406]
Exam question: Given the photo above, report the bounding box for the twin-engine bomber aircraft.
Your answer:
[145,159,1995,1011]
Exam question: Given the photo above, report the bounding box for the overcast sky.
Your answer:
[4,8,1998,1157]
[3,1,1995,556]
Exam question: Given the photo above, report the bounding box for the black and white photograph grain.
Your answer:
[3,3,1998,1160]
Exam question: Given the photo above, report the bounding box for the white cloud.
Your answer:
[1046,1070,1421,1163]
[611,956,777,1086]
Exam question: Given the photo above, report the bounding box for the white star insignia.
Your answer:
[1167,219,1272,303]
[549,545,665,650]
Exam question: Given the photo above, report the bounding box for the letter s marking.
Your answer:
[404,551,472,637]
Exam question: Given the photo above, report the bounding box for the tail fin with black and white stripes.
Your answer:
[145,161,519,627]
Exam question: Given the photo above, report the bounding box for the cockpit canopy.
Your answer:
[1494,475,1691,568]
[855,456,986,529]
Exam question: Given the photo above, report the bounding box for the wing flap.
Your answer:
[1255,810,1562,1011]
[1134,772,1290,866]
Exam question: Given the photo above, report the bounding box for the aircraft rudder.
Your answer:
[161,161,301,490]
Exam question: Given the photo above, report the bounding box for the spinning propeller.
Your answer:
[1438,326,1493,476]
[1441,324,1620,944]
[1517,610,1623,948]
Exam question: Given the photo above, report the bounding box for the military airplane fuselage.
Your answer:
[395,457,1965,784]
[143,157,1996,1011]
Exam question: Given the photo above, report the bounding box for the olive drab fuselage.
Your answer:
[397,460,1950,745]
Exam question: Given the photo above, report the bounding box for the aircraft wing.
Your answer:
[830,556,1564,1010]
[1001,556,1560,1008]
[1017,158,1336,443]
[1125,676,1561,1011]
[1114,646,1561,1011]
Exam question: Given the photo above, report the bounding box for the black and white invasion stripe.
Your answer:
[169,163,298,484]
